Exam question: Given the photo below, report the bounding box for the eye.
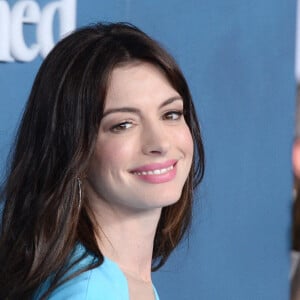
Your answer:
[162,110,183,121]
[110,121,133,132]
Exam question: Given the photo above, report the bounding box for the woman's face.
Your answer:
[86,62,193,213]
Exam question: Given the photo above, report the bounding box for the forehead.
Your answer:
[105,62,179,106]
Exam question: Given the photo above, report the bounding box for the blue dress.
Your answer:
[34,244,160,300]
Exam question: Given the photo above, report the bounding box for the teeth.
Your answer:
[134,165,174,176]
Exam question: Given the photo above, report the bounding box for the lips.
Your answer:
[130,159,177,173]
[133,164,174,176]
[130,159,177,183]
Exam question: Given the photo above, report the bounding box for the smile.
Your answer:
[130,160,177,184]
[133,165,174,176]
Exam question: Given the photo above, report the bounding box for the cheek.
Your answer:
[93,137,137,172]
[175,125,194,157]
[293,142,300,178]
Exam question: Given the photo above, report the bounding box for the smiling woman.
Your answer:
[88,63,194,211]
[0,22,205,300]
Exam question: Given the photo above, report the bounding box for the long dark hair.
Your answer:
[0,22,204,299]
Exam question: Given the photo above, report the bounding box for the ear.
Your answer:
[293,139,300,178]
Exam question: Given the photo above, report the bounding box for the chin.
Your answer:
[150,192,182,208]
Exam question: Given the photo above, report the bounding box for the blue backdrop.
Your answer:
[0,1,296,299]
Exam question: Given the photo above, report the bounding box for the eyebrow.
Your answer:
[102,96,183,118]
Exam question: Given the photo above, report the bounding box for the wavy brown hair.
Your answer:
[0,22,204,299]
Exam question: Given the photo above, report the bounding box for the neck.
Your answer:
[87,189,161,282]
[100,214,159,278]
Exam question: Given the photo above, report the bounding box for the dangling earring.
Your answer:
[77,177,82,208]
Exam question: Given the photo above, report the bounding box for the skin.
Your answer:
[292,139,300,300]
[293,138,300,300]
[294,138,300,179]
[85,61,193,298]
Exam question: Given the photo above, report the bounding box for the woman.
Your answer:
[0,22,205,299]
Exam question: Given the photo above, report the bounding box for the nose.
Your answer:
[141,123,170,156]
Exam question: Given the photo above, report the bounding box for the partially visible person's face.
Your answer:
[86,62,193,214]
[294,138,300,179]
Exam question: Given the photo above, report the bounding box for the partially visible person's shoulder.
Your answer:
[47,261,129,300]
[35,244,129,300]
